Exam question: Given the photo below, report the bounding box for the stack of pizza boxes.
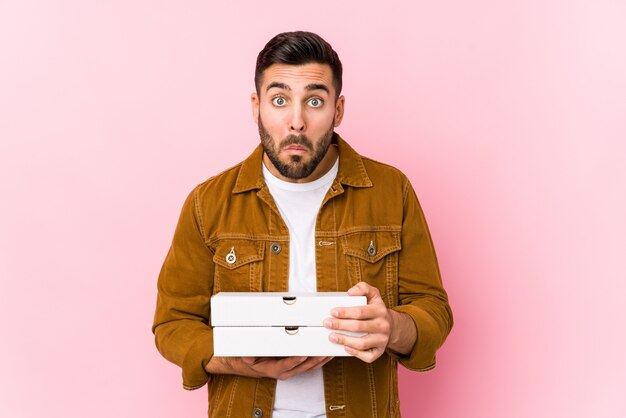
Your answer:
[211,292,366,356]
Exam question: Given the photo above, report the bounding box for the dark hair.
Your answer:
[255,31,343,99]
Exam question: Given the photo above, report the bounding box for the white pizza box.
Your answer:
[213,326,365,357]
[210,292,366,327]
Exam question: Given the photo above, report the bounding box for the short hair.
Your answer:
[255,31,343,99]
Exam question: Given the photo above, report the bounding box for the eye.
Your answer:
[272,96,286,106]
[308,98,323,107]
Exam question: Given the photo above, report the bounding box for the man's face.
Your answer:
[252,63,344,182]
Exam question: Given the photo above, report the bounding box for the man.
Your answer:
[153,31,452,418]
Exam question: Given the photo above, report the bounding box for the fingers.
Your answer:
[328,332,388,364]
[242,356,333,380]
[347,281,383,303]
[241,357,263,365]
[324,283,393,364]
[343,345,385,364]
[328,303,388,323]
[325,316,390,334]
[329,331,387,351]
[280,356,309,369]
[333,283,386,320]
[276,356,334,381]
[241,356,284,367]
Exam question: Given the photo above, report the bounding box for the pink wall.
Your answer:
[1,1,625,417]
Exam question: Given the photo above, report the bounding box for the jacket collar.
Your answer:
[232,133,373,194]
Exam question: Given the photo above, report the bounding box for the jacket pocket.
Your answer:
[340,230,401,307]
[213,238,265,292]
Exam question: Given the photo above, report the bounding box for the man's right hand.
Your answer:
[204,356,333,380]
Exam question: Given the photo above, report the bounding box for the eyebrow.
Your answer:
[305,83,330,94]
[266,82,290,92]
[265,82,330,94]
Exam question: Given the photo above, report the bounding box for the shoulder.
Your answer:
[361,155,407,177]
[176,161,247,217]
[336,135,410,190]
[194,162,244,196]
[359,154,411,191]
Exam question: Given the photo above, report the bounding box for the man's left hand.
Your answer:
[323,281,415,363]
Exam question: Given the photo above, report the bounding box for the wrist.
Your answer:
[387,309,401,349]
[386,309,416,355]
[205,356,229,374]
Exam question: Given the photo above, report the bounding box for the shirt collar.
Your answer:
[232,133,373,194]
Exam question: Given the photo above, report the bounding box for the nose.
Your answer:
[289,104,306,133]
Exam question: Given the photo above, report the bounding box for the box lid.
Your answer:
[210,292,366,326]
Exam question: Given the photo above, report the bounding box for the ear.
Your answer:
[333,95,345,127]
[251,92,260,124]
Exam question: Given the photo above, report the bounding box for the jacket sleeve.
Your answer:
[152,186,215,390]
[390,179,453,371]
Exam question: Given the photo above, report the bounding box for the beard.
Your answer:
[258,117,335,180]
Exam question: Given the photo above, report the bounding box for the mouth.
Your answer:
[283,144,309,154]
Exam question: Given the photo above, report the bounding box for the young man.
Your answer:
[153,31,452,418]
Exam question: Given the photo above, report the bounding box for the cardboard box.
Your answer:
[214,327,365,357]
[211,292,366,326]
[211,292,367,356]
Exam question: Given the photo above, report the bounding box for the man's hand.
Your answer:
[324,281,417,363]
[205,356,333,380]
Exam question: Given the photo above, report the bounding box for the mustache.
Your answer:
[280,135,313,150]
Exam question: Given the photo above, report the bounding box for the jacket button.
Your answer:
[252,407,263,417]
[270,243,282,254]
[226,247,237,264]
[367,241,377,256]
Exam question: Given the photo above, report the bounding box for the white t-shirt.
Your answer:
[262,158,339,418]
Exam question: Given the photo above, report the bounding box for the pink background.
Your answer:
[1,1,625,417]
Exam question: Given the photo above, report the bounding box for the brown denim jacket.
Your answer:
[153,135,453,418]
